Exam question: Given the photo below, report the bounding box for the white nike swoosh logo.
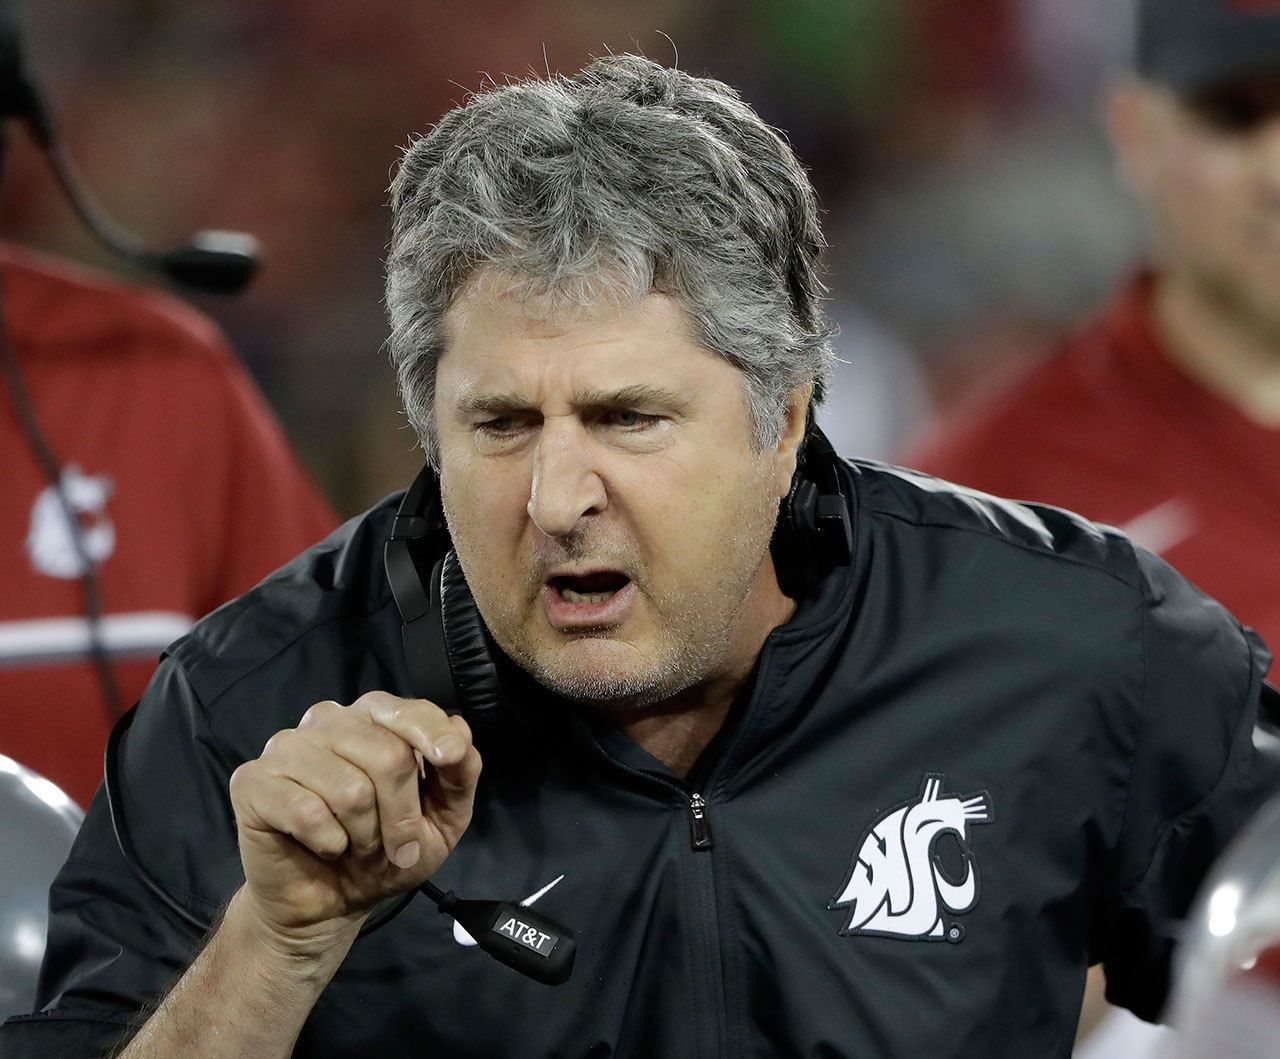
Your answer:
[1117,498,1195,557]
[452,874,564,947]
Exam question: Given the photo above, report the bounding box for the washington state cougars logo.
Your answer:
[829,774,992,943]
[26,466,116,579]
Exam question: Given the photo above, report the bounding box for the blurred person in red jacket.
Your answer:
[0,242,337,807]
[905,0,1280,687]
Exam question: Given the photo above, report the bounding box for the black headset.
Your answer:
[382,421,855,731]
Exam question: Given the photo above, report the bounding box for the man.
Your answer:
[1,55,1275,1058]
[904,0,1280,681]
[0,242,337,806]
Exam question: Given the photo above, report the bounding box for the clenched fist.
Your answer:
[228,691,482,949]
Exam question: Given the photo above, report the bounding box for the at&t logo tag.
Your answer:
[492,915,559,957]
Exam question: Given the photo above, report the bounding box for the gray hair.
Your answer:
[386,54,834,464]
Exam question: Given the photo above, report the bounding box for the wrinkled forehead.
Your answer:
[436,267,735,407]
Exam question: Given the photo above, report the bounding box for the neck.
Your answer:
[605,558,798,779]
[1153,270,1280,426]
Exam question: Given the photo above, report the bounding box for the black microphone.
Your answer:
[155,230,260,295]
[0,0,260,295]
[438,891,577,986]
[38,136,260,294]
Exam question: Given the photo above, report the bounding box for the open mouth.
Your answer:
[548,571,632,605]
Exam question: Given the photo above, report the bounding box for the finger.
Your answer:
[448,712,473,745]
[423,713,480,807]
[263,731,382,858]
[302,700,428,869]
[422,743,483,846]
[351,694,480,852]
[352,691,466,767]
[429,742,483,798]
[231,766,349,862]
[300,694,469,867]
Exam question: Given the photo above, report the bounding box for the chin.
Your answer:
[522,636,689,708]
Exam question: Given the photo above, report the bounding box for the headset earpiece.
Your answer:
[385,464,499,719]
[773,425,854,597]
[386,466,510,727]
[438,551,505,719]
[385,551,460,712]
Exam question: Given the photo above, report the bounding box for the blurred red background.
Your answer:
[0,0,1146,515]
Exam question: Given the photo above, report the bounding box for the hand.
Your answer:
[228,691,482,951]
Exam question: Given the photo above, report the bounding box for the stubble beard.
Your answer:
[503,494,781,713]
[512,574,753,711]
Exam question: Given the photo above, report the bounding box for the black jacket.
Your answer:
[3,461,1276,1058]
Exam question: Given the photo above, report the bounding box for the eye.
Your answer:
[1185,84,1280,136]
[1190,95,1266,135]
[477,415,525,436]
[602,409,660,431]
[471,415,539,453]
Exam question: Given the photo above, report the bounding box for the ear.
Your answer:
[772,382,814,497]
[1105,78,1163,197]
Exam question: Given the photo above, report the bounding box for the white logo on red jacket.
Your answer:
[26,466,116,579]
[830,774,992,943]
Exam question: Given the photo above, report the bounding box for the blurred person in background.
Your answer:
[0,0,337,808]
[905,0,1280,679]
[902,1,1280,1053]
[0,243,338,808]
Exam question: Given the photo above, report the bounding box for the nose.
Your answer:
[526,418,607,538]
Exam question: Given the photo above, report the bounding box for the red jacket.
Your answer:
[904,272,1279,677]
[0,244,337,805]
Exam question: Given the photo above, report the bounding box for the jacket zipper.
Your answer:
[580,648,776,1057]
[582,731,714,852]
[585,733,727,1057]
[689,793,713,851]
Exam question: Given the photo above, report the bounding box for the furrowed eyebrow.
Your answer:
[454,384,689,420]
[575,384,689,414]
[453,392,537,420]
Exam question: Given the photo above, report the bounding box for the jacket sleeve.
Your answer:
[1100,549,1280,1022]
[0,656,245,1057]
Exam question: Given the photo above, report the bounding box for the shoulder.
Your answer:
[1,243,235,368]
[166,494,410,717]
[851,460,1260,653]
[848,458,1267,725]
[849,459,1143,593]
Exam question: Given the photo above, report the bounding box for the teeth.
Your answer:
[561,587,615,604]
